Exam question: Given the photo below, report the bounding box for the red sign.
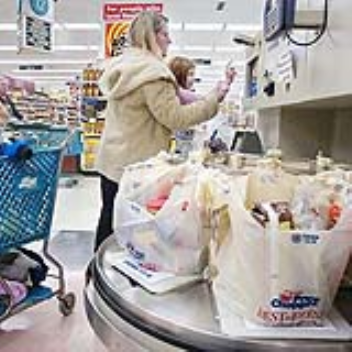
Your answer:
[103,3,163,58]
[103,3,163,21]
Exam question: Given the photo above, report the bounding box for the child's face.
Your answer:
[186,68,196,89]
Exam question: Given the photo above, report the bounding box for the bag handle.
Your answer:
[261,203,280,300]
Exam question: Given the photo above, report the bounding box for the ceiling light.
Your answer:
[53,23,64,30]
[184,23,223,31]
[183,45,213,52]
[215,46,245,53]
[63,23,101,30]
[0,23,16,31]
[212,59,246,67]
[169,45,181,51]
[12,68,81,74]
[169,23,182,31]
[88,45,100,51]
[225,24,261,32]
[0,22,102,31]
[0,46,17,51]
[54,45,99,51]
[11,75,77,81]
[55,45,90,51]
[0,59,91,65]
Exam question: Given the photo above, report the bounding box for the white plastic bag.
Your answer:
[212,176,352,327]
[115,158,210,274]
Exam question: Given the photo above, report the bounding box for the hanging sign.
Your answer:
[103,3,163,57]
[103,3,163,22]
[18,0,55,52]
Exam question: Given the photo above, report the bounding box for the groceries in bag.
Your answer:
[114,155,212,275]
[211,163,352,327]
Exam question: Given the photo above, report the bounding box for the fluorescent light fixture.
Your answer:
[12,68,81,74]
[215,46,245,53]
[169,45,181,51]
[0,59,91,65]
[169,23,182,31]
[183,45,213,52]
[0,46,17,51]
[211,59,245,67]
[184,23,223,31]
[55,45,100,51]
[225,24,261,32]
[0,22,102,31]
[88,45,100,51]
[0,44,100,52]
[53,23,64,30]
[63,23,101,30]
[12,75,77,81]
[54,45,90,51]
[0,23,17,31]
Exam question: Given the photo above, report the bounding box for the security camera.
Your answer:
[233,34,255,47]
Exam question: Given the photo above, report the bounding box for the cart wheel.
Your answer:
[59,292,76,316]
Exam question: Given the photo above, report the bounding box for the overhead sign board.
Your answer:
[103,3,163,22]
[18,0,54,52]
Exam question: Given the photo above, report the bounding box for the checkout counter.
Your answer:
[85,237,352,351]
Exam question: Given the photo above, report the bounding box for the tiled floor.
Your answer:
[0,176,107,352]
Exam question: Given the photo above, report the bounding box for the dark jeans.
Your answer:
[95,174,119,251]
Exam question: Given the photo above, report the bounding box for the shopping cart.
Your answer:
[0,130,76,321]
[7,121,82,187]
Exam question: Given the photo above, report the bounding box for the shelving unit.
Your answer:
[79,65,106,173]
[8,89,80,126]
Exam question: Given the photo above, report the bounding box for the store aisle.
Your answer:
[0,176,107,352]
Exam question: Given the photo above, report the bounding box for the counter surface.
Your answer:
[85,237,352,351]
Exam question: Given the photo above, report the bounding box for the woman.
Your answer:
[94,10,235,251]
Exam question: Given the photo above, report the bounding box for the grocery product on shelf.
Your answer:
[80,64,106,173]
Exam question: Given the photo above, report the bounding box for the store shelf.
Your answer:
[79,65,106,174]
[84,134,101,138]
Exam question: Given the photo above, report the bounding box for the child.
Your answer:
[168,56,236,151]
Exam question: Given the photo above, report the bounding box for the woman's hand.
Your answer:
[225,59,237,85]
[215,80,231,102]
[225,66,237,85]
[211,61,237,102]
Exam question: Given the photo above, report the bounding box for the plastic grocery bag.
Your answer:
[114,157,210,275]
[117,153,188,205]
[211,176,352,327]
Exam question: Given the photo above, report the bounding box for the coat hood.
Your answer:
[99,47,176,99]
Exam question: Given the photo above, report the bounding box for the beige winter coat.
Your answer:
[96,47,219,182]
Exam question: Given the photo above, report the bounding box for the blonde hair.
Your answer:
[168,56,196,89]
[128,11,168,58]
